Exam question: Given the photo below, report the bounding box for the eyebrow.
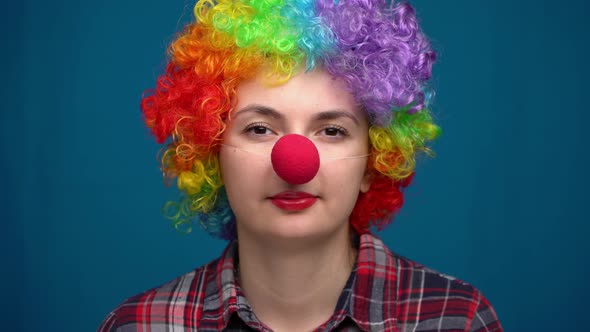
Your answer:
[234,104,360,125]
[234,104,285,120]
[313,110,360,125]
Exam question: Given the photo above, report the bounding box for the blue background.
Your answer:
[3,0,589,331]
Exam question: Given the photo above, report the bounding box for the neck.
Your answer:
[236,227,357,332]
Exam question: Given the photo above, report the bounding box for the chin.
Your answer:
[242,214,349,244]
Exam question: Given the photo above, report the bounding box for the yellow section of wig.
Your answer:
[186,0,304,82]
[369,109,441,180]
[177,155,223,213]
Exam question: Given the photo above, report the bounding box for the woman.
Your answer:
[99,0,503,331]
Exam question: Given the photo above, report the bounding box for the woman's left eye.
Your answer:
[320,125,348,137]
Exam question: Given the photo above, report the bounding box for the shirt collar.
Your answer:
[202,232,398,331]
[346,232,400,331]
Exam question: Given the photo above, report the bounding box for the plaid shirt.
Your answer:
[98,233,502,331]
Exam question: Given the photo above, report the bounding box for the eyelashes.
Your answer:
[243,122,350,138]
[320,124,349,137]
[244,122,274,136]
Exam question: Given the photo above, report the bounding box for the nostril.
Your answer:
[271,134,320,185]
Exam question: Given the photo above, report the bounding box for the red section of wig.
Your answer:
[350,171,415,233]
[141,63,230,155]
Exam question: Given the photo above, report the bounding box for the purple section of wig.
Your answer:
[317,0,436,126]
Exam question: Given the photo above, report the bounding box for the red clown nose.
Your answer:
[271,134,320,185]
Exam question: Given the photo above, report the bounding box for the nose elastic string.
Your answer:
[322,154,371,161]
[220,134,369,185]
[220,144,369,161]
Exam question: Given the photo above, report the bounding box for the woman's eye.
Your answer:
[320,125,348,137]
[245,123,273,136]
[252,126,269,134]
[324,127,341,136]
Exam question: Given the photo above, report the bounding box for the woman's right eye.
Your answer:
[245,122,273,136]
[251,126,269,135]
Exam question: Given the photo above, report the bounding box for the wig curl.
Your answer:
[141,0,440,240]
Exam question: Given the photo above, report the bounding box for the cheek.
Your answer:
[219,149,271,193]
[220,150,255,217]
[319,160,367,197]
[220,150,245,188]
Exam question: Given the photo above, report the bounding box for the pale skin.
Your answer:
[219,68,371,332]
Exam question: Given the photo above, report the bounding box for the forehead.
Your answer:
[234,69,363,118]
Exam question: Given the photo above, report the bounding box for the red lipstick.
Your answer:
[270,191,317,211]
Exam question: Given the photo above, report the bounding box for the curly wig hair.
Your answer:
[141,0,441,240]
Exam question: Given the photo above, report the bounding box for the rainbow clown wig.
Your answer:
[141,0,441,240]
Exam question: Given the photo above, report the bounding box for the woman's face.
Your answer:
[219,69,371,242]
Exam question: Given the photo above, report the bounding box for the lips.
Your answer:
[270,191,318,211]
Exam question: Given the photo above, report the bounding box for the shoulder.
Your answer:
[393,252,502,331]
[97,258,220,332]
[361,233,503,331]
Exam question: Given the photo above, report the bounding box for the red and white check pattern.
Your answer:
[98,233,502,331]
